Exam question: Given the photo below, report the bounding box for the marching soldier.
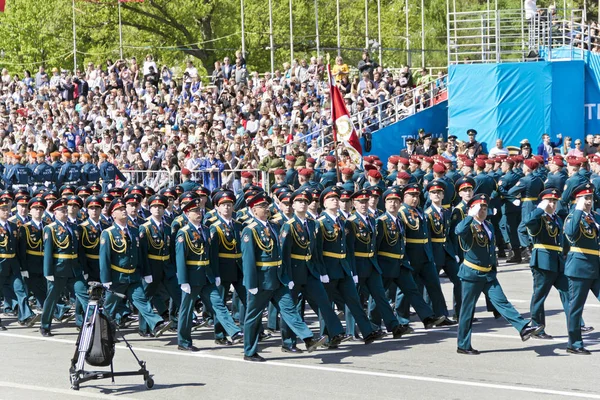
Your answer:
[316,187,383,344]
[32,151,54,192]
[425,180,462,319]
[523,189,570,339]
[99,198,171,337]
[280,188,350,352]
[563,184,600,354]
[397,183,453,327]
[455,194,543,355]
[98,153,128,191]
[40,198,87,336]
[79,195,108,283]
[241,191,327,361]
[138,195,182,337]
[346,189,406,338]
[176,196,243,351]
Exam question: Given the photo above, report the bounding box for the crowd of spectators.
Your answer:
[0,50,446,191]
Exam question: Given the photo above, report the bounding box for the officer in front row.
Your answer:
[40,198,88,336]
[99,198,172,338]
[241,191,327,362]
[563,184,600,355]
[176,195,243,352]
[280,188,350,352]
[523,188,570,339]
[455,194,543,355]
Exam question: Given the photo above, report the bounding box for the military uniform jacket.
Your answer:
[375,212,412,278]
[544,170,567,190]
[455,216,497,283]
[32,162,55,185]
[18,220,45,275]
[43,220,83,278]
[8,214,28,230]
[425,204,457,266]
[140,218,176,279]
[209,215,243,283]
[280,215,324,285]
[399,203,433,264]
[317,212,354,280]
[564,209,600,279]
[0,220,20,277]
[176,222,214,287]
[507,174,544,210]
[497,171,520,214]
[346,212,381,278]
[79,218,107,277]
[171,213,189,236]
[99,224,145,284]
[523,208,564,273]
[561,171,590,216]
[241,218,287,291]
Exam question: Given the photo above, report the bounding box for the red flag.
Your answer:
[328,65,362,155]
[0,0,6,12]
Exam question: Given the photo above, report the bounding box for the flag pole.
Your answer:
[118,0,124,60]
[72,0,77,73]
[328,64,341,184]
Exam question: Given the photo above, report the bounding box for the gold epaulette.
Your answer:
[347,215,357,222]
[378,214,388,221]
[425,207,432,214]
[47,222,57,229]
[247,221,258,229]
[105,226,116,232]
[180,225,190,232]
[285,219,295,226]
[80,220,90,227]
[317,216,326,221]
[140,221,151,228]
[206,216,218,223]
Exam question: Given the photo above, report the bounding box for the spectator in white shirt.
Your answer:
[488,138,510,157]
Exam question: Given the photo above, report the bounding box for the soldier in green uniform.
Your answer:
[523,189,570,339]
[138,195,182,337]
[18,196,72,323]
[40,198,87,336]
[241,192,327,362]
[563,184,600,354]
[455,194,543,355]
[209,190,248,345]
[397,183,452,326]
[425,180,462,319]
[80,196,109,283]
[176,196,243,351]
[346,189,406,339]
[316,187,384,344]
[280,188,350,352]
[319,156,338,188]
[258,146,284,185]
[180,168,200,192]
[99,198,171,338]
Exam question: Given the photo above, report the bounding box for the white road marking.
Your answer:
[1,331,599,399]
[0,380,137,399]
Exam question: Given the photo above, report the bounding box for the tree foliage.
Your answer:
[0,0,594,75]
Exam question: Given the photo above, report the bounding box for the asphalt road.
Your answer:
[1,262,599,400]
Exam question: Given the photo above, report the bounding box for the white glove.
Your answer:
[537,199,549,210]
[288,281,295,290]
[46,275,55,282]
[455,255,460,263]
[248,288,258,295]
[576,196,586,211]
[144,275,153,284]
[215,277,221,287]
[336,182,343,187]
[320,275,330,284]
[493,208,497,215]
[468,204,480,217]
[21,271,29,279]
[352,275,358,284]
[512,199,521,206]
[103,282,111,288]
[83,274,89,280]
[181,283,191,294]
[44,181,51,187]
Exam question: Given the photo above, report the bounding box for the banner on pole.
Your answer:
[0,0,5,12]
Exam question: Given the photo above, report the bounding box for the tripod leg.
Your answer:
[110,361,115,384]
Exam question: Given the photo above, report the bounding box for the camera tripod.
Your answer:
[69,282,154,391]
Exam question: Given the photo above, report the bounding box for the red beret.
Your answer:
[463,159,474,167]
[476,154,488,160]
[341,168,354,175]
[181,168,191,176]
[368,169,382,179]
[241,171,254,179]
[485,159,495,165]
[409,157,420,165]
[548,156,564,167]
[397,157,409,166]
[298,168,313,177]
[324,156,336,163]
[285,155,296,162]
[475,159,486,169]
[363,156,375,163]
[432,163,446,173]
[373,160,383,167]
[396,171,411,180]
[273,168,285,175]
[523,159,539,170]
[422,157,434,164]
[306,157,316,164]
